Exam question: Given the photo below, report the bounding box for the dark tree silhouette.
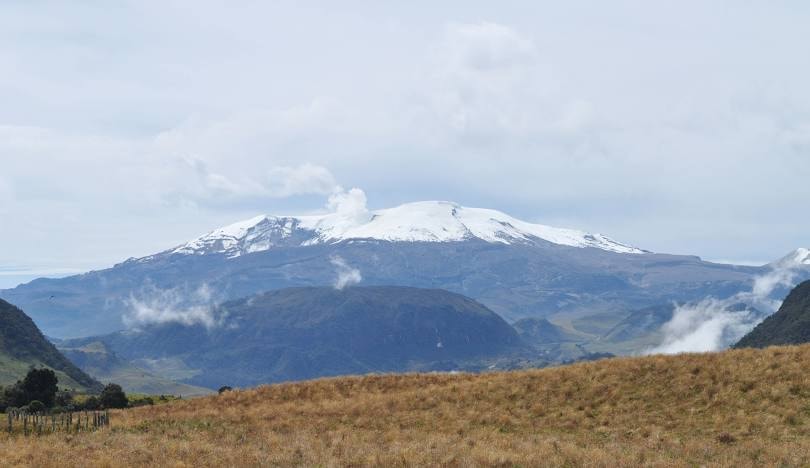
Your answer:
[84,396,101,410]
[22,368,59,407]
[100,383,128,409]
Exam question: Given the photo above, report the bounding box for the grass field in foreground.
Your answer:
[3,345,810,466]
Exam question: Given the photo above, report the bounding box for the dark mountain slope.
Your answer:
[735,280,810,348]
[71,286,529,388]
[0,298,101,390]
[2,240,762,340]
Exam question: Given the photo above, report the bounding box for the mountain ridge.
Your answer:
[2,239,769,340]
[163,201,645,259]
[0,298,101,391]
[5,200,805,345]
[734,280,810,348]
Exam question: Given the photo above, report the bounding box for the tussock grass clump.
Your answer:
[3,345,810,466]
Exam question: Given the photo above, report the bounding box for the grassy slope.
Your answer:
[0,298,101,391]
[89,364,213,398]
[4,345,810,466]
[0,354,93,391]
[58,341,212,397]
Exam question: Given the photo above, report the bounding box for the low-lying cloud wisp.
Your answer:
[330,255,362,290]
[647,300,760,354]
[647,259,805,355]
[123,282,224,329]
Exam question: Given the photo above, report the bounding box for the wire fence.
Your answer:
[5,408,110,435]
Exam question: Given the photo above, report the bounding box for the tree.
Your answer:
[2,368,59,408]
[83,396,100,410]
[100,383,128,409]
[218,386,233,394]
[54,390,74,408]
[22,368,59,407]
[2,382,26,408]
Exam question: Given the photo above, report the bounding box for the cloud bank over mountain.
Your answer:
[1,2,810,278]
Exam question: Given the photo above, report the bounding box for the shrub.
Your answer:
[27,400,45,413]
[129,396,154,407]
[218,386,233,394]
[3,382,27,408]
[100,383,128,409]
[54,390,74,407]
[83,396,101,410]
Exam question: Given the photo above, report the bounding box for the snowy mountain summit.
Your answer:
[172,201,645,258]
[771,248,810,269]
[790,248,810,266]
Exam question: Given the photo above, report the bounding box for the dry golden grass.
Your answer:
[4,345,810,467]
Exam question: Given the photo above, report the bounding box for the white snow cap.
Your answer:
[792,248,810,265]
[173,215,270,255]
[770,248,810,269]
[172,200,645,257]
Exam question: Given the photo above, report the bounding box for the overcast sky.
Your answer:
[1,1,809,288]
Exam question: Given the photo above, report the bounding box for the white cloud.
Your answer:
[408,19,608,165]
[649,300,759,355]
[647,260,807,354]
[422,22,552,139]
[171,157,339,204]
[265,163,340,198]
[326,187,370,223]
[330,255,362,290]
[123,282,224,329]
[439,22,536,73]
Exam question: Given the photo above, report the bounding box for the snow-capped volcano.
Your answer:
[770,248,810,269]
[172,201,645,258]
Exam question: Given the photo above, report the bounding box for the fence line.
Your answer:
[6,408,110,436]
